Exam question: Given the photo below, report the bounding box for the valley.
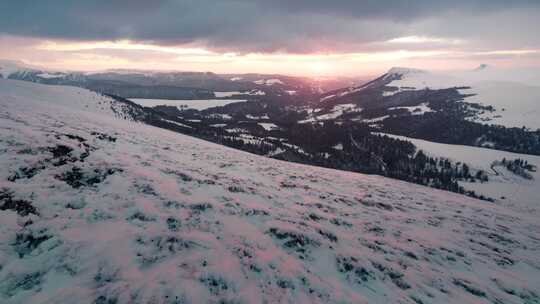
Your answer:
[3,60,540,204]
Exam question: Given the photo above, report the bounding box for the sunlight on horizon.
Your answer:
[2,37,539,77]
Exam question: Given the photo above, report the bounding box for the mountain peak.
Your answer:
[0,59,34,69]
[382,67,427,81]
[386,67,426,76]
[0,59,36,78]
[474,63,490,71]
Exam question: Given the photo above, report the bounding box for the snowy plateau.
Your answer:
[1,78,540,304]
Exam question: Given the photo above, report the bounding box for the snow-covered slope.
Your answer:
[384,66,540,129]
[0,78,136,120]
[384,67,465,91]
[0,60,35,79]
[1,79,540,303]
[378,133,540,213]
[460,82,540,129]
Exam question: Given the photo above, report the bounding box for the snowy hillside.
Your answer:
[0,78,137,120]
[1,78,540,303]
[378,133,540,213]
[384,66,540,129]
[461,82,540,129]
[0,60,35,79]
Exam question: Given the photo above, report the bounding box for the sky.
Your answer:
[1,0,540,77]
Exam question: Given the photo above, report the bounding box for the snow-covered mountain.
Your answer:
[0,60,37,79]
[1,78,540,303]
[303,66,540,207]
[317,65,540,129]
[382,66,540,129]
[367,64,540,93]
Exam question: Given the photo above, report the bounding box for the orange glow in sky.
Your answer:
[1,37,539,77]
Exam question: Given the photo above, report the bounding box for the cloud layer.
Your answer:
[1,1,539,53]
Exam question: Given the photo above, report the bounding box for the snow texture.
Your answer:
[129,98,247,111]
[254,79,284,86]
[36,73,64,79]
[258,123,279,131]
[213,91,243,98]
[1,78,539,304]
[300,104,358,123]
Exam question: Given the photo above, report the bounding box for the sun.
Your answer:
[309,61,331,76]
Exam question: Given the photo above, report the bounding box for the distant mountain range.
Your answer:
[0,59,366,102]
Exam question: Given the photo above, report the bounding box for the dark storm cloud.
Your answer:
[259,0,539,19]
[1,0,539,52]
